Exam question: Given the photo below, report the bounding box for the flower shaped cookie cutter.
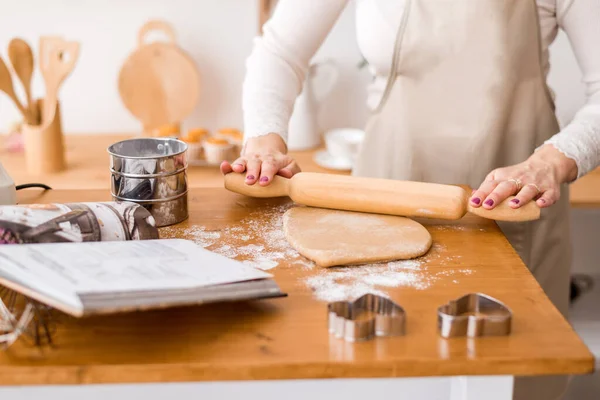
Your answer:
[328,293,406,342]
[437,293,512,338]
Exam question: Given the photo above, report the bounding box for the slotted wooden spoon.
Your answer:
[38,36,80,126]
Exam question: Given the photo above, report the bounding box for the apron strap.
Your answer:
[373,0,412,114]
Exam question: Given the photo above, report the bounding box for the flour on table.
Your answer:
[161,226,221,247]
[162,205,473,297]
[304,245,474,302]
[162,204,313,271]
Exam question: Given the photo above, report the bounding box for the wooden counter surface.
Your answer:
[2,133,597,207]
[570,167,600,208]
[0,187,593,386]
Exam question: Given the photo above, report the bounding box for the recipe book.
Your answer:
[0,238,286,317]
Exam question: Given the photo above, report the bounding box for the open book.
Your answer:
[0,239,285,317]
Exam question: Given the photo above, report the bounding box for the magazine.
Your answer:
[0,201,159,244]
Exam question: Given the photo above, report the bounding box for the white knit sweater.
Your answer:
[242,0,600,179]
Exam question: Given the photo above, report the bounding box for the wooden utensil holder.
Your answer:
[22,98,66,174]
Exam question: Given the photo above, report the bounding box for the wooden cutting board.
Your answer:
[118,20,200,133]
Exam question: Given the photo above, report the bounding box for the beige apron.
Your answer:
[353,0,572,398]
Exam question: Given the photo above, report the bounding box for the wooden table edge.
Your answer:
[0,357,595,386]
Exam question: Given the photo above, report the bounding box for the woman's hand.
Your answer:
[469,144,578,210]
[220,133,301,186]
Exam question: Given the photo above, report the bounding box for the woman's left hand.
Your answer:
[469,144,578,210]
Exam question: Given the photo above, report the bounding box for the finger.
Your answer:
[231,158,247,173]
[278,161,301,178]
[470,179,501,207]
[245,157,262,185]
[258,159,281,186]
[483,180,518,209]
[484,170,497,182]
[509,184,540,208]
[220,161,233,175]
[536,189,559,208]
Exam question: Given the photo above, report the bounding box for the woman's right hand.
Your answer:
[220,133,301,186]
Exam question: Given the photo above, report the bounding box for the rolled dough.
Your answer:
[283,207,432,268]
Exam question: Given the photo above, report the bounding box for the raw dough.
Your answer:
[283,207,432,268]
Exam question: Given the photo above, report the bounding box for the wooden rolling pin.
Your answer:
[224,172,540,222]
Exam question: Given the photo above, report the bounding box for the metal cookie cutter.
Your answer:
[437,293,512,338]
[328,293,406,342]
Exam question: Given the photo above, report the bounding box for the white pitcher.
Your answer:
[287,59,339,151]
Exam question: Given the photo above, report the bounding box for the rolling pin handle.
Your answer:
[224,172,290,198]
[466,197,540,222]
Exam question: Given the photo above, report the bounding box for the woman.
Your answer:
[222,1,599,398]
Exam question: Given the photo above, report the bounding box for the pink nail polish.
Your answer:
[484,199,494,206]
[471,197,481,205]
[510,199,520,204]
[246,175,255,180]
[539,199,546,204]
[260,176,269,182]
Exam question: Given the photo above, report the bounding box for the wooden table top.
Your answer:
[570,167,600,208]
[0,133,597,207]
[0,187,594,386]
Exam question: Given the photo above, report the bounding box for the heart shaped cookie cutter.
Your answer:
[437,293,512,338]
[328,293,406,342]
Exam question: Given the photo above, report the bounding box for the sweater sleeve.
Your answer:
[242,0,348,145]
[543,0,600,179]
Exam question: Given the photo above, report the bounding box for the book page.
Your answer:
[0,239,273,300]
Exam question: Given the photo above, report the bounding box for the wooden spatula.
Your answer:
[0,56,34,123]
[7,38,36,124]
[224,172,540,222]
[39,36,80,125]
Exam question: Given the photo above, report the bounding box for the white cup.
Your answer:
[324,128,366,162]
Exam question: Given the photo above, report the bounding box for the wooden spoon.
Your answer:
[7,38,36,124]
[38,37,80,125]
[0,56,33,122]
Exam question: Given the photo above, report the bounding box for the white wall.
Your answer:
[0,0,257,134]
[0,0,588,135]
[0,0,591,136]
[0,0,369,135]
